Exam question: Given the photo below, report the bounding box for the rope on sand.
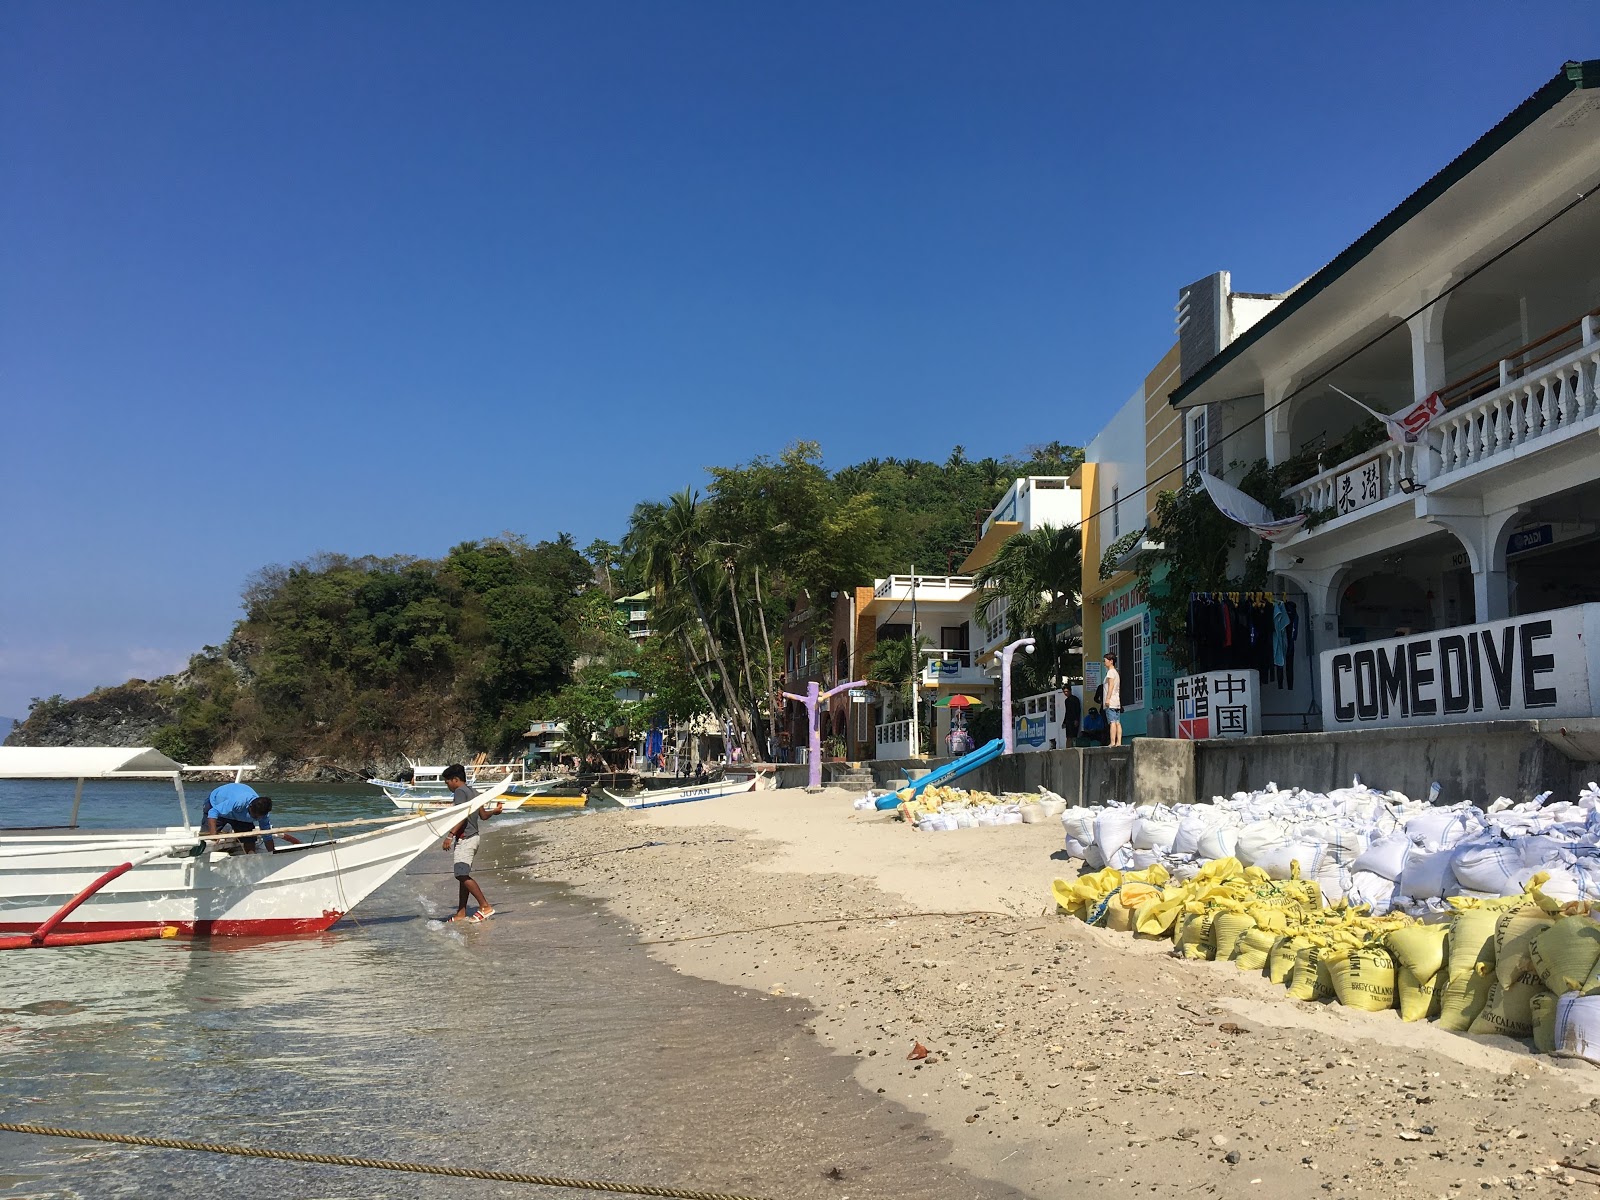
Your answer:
[0,1122,770,1200]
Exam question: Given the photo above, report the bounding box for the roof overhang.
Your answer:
[959,520,1022,574]
[1169,59,1600,411]
[0,746,186,779]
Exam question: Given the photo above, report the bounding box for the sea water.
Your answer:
[0,781,1019,1199]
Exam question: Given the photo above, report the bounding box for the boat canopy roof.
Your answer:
[0,747,187,780]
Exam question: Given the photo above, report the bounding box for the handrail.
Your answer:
[1437,304,1600,410]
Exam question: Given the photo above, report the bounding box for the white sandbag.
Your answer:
[1079,842,1107,869]
[1249,841,1321,881]
[1061,808,1097,844]
[1404,805,1482,853]
[1094,806,1139,860]
[1131,817,1180,853]
[1170,811,1211,857]
[1235,820,1289,867]
[1128,848,1162,869]
[1554,993,1600,1066]
[1196,825,1239,860]
[1451,842,1531,897]
[1347,870,1396,913]
[1063,836,1092,860]
[1395,848,1460,901]
[1105,844,1138,870]
[1351,833,1411,882]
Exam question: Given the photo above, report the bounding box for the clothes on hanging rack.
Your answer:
[1187,592,1299,684]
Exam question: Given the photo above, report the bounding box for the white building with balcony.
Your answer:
[959,476,1083,662]
[861,573,993,756]
[1168,58,1600,718]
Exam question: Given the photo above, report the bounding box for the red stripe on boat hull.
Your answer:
[0,911,345,938]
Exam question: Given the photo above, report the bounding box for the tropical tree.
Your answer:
[973,524,1083,689]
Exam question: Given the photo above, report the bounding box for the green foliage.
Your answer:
[1274,417,1388,488]
[1098,528,1145,580]
[865,632,924,713]
[973,523,1082,689]
[550,665,626,766]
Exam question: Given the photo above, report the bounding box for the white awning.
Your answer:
[0,747,187,779]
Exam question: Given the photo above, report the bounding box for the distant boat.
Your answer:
[368,756,568,808]
[385,779,585,813]
[602,774,759,809]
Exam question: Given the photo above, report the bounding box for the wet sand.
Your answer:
[526,789,1600,1199]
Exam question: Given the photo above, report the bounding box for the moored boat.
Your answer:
[0,747,506,941]
[601,774,759,810]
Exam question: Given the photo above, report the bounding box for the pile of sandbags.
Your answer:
[1050,853,1600,1064]
[873,785,1067,831]
[1060,781,1600,912]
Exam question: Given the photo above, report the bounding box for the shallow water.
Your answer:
[0,785,1019,1200]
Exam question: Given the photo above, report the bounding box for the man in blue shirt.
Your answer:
[203,782,276,853]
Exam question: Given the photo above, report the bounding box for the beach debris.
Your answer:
[1218,1022,1248,1036]
[907,1041,930,1060]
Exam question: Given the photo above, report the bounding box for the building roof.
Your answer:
[1169,58,1600,410]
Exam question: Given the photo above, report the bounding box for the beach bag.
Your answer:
[1326,944,1397,1012]
[1529,914,1600,994]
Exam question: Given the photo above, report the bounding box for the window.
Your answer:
[1106,617,1145,709]
[1186,407,1209,473]
[1112,486,1121,538]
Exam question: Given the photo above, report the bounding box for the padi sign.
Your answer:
[1319,604,1600,729]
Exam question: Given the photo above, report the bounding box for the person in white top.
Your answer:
[1102,652,1123,747]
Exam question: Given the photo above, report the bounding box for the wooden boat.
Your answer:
[602,774,759,809]
[370,770,566,808]
[0,747,507,943]
[384,783,585,813]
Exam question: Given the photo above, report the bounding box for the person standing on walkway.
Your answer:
[1102,652,1124,747]
[439,764,504,923]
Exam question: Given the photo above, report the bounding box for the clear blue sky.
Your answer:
[0,2,1591,718]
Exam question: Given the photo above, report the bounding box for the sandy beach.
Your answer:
[523,787,1600,1199]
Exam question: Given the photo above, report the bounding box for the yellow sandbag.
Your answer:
[1106,881,1163,933]
[1386,923,1448,983]
[1176,911,1217,960]
[1437,962,1495,1032]
[1446,909,1500,977]
[1234,926,1276,972]
[1286,942,1336,1002]
[1212,911,1256,961]
[1131,889,1186,938]
[1267,935,1305,985]
[1052,868,1123,919]
[1248,905,1292,934]
[1395,963,1444,1022]
[1495,909,1556,988]
[1529,914,1600,994]
[1122,864,1171,888]
[1468,969,1548,1040]
[1530,989,1562,1054]
[1326,944,1397,1012]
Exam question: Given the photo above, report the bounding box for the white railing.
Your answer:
[1013,689,1063,753]
[873,573,976,600]
[920,648,988,686]
[1433,337,1600,478]
[875,719,913,759]
[922,647,973,667]
[1284,329,1600,520]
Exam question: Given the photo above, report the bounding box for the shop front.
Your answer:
[1095,578,1177,739]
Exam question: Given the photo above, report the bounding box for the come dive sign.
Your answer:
[1319,604,1600,729]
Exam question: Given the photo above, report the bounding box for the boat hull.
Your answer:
[602,776,759,809]
[0,801,477,938]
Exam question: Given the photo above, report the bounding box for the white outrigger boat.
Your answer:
[0,747,507,947]
[602,774,760,810]
[369,757,566,809]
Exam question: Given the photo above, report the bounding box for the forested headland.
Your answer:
[8,441,1081,776]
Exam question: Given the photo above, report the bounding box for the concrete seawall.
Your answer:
[780,717,1600,806]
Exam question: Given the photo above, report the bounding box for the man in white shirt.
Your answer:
[1102,652,1123,747]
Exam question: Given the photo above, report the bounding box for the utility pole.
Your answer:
[909,566,920,759]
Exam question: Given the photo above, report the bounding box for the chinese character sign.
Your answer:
[1176,670,1260,740]
[1335,458,1384,515]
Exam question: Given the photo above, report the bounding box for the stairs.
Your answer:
[826,766,878,793]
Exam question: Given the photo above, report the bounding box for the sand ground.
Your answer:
[519,787,1600,1199]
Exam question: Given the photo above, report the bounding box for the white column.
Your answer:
[1405,294,1451,402]
[1264,376,1294,467]
[1416,499,1524,623]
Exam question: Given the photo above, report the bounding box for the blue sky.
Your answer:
[0,2,1591,717]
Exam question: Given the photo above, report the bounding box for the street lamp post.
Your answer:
[781,678,867,791]
[1000,637,1036,755]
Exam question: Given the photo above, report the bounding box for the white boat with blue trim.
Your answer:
[602,774,759,809]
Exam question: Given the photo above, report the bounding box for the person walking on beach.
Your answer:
[439,764,505,924]
[202,782,275,853]
[1102,652,1124,747]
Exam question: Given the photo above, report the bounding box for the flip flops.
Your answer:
[468,907,496,924]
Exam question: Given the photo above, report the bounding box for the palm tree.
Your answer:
[865,633,925,718]
[625,491,760,761]
[973,524,1083,688]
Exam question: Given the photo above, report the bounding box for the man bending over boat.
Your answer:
[202,782,276,853]
[439,765,505,923]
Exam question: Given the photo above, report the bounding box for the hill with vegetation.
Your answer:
[7,440,1082,776]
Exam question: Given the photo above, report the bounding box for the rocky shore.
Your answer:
[523,787,1600,1199]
